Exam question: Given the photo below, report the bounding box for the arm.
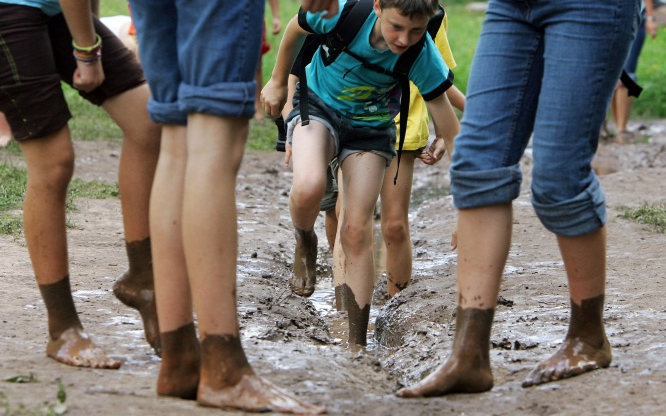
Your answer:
[645,0,658,39]
[421,92,459,164]
[267,0,282,34]
[446,84,466,112]
[261,16,308,119]
[58,0,104,92]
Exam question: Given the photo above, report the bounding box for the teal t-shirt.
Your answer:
[301,0,452,127]
[0,0,61,15]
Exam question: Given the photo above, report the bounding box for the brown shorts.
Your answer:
[0,4,145,141]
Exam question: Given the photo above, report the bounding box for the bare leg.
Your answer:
[397,204,512,397]
[339,153,385,346]
[103,85,161,354]
[149,125,199,396]
[610,85,634,143]
[332,169,347,311]
[523,227,611,387]
[0,112,12,147]
[380,154,416,297]
[21,127,119,369]
[185,114,323,413]
[288,121,334,297]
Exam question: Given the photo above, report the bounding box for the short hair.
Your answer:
[378,0,440,19]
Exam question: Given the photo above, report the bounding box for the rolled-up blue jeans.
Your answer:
[130,0,264,125]
[450,0,640,236]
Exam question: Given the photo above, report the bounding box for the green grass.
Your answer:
[0,162,119,239]
[620,202,666,233]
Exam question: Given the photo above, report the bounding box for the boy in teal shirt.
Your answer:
[263,0,460,346]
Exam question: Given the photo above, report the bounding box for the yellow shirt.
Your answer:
[394,14,456,150]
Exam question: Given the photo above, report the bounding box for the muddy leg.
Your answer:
[342,284,370,346]
[290,228,318,297]
[197,334,325,414]
[396,307,494,397]
[41,277,120,369]
[113,237,161,355]
[522,295,611,387]
[157,323,200,399]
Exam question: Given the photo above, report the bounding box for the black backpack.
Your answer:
[296,0,448,183]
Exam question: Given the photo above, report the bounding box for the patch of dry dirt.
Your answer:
[1,120,665,415]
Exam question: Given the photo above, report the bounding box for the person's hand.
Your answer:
[417,136,446,165]
[261,79,287,119]
[72,60,105,92]
[301,0,339,18]
[272,17,282,34]
[646,18,658,39]
[284,142,293,168]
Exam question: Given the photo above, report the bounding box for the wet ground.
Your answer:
[0,120,665,415]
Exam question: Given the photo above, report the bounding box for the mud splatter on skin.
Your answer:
[39,275,80,339]
[343,284,371,346]
[335,285,348,311]
[198,334,326,414]
[113,237,161,355]
[397,307,495,397]
[40,277,121,369]
[290,228,318,297]
[522,295,612,387]
[158,323,200,399]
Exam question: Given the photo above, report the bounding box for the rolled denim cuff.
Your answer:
[451,164,522,209]
[147,98,187,125]
[532,176,607,237]
[179,81,256,119]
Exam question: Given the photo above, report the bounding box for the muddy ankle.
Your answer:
[113,238,160,355]
[158,323,200,400]
[344,284,370,346]
[290,228,318,297]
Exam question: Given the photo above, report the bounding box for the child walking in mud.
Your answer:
[0,0,161,367]
[262,0,460,347]
[332,9,465,308]
[130,0,332,413]
[397,0,640,398]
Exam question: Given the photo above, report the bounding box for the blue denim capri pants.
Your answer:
[450,0,641,236]
[130,0,264,125]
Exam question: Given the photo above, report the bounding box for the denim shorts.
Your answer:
[285,84,396,167]
[450,0,640,236]
[130,0,264,124]
[0,5,144,141]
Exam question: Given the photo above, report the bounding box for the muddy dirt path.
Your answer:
[0,122,665,415]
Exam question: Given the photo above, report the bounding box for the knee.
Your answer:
[381,216,408,246]
[28,155,74,192]
[290,177,325,211]
[340,221,371,256]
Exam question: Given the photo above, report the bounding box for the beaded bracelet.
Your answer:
[73,48,102,65]
[72,34,102,53]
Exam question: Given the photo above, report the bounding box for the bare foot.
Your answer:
[397,307,495,397]
[522,335,612,387]
[290,228,317,297]
[158,323,201,400]
[113,238,160,355]
[198,373,326,414]
[46,327,121,369]
[114,270,160,355]
[396,356,493,397]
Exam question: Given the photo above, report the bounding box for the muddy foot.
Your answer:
[46,327,121,369]
[113,270,161,356]
[158,323,201,400]
[396,357,493,398]
[522,335,612,388]
[290,228,318,297]
[198,373,326,414]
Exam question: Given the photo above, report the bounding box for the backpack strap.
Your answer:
[297,0,372,126]
[390,5,445,184]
